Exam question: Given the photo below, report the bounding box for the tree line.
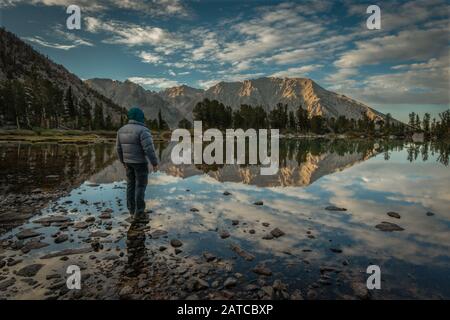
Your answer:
[0,79,126,131]
[408,111,450,139]
[188,98,435,137]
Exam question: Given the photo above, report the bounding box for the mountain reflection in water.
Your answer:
[89,139,450,187]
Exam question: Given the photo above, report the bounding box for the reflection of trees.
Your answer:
[0,143,117,194]
[405,141,449,166]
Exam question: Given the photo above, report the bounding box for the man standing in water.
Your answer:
[116,107,159,222]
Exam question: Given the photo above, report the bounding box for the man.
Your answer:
[116,107,159,222]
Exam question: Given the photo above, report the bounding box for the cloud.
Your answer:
[335,28,448,68]
[356,56,449,104]
[3,0,190,17]
[137,51,162,64]
[128,76,180,89]
[85,16,190,52]
[24,36,91,50]
[264,48,318,65]
[271,64,323,78]
[187,2,332,65]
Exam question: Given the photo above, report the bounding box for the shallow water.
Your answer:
[0,139,449,299]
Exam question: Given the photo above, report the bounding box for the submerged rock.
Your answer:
[219,230,230,239]
[325,206,347,211]
[375,221,404,232]
[270,228,285,238]
[252,265,272,276]
[151,229,168,238]
[230,244,255,261]
[21,240,49,253]
[224,277,237,288]
[54,234,68,244]
[262,234,274,240]
[40,247,92,259]
[16,264,43,277]
[99,212,112,219]
[16,229,41,240]
[203,252,216,262]
[0,278,16,291]
[387,211,401,219]
[34,216,71,225]
[170,239,183,248]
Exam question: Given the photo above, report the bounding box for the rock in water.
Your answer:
[252,265,272,276]
[73,221,89,229]
[375,221,404,232]
[170,239,183,248]
[230,244,255,261]
[119,285,133,297]
[223,277,237,288]
[203,252,216,262]
[16,229,41,240]
[387,211,401,219]
[34,216,71,224]
[17,264,44,277]
[325,206,347,211]
[0,278,16,290]
[54,234,68,243]
[270,228,285,238]
[262,234,274,240]
[99,212,112,219]
[193,278,209,290]
[219,230,230,239]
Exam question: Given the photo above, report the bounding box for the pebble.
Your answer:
[387,211,401,219]
[375,221,404,232]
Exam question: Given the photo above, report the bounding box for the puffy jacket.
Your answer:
[116,120,159,165]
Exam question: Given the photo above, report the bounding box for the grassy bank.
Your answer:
[0,128,169,143]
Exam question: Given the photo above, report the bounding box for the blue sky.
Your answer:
[0,0,448,122]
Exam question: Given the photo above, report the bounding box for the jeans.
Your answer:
[125,163,148,215]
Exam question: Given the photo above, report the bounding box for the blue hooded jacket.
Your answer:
[116,107,158,165]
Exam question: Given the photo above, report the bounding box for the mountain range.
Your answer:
[86,77,386,127]
[0,27,387,130]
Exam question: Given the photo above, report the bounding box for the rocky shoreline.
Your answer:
[0,181,377,300]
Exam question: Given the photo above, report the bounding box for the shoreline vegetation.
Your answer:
[0,128,171,143]
[1,100,449,143]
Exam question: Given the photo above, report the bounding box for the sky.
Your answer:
[0,0,449,122]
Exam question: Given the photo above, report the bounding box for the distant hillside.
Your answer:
[86,77,389,127]
[0,28,126,130]
[85,78,180,126]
